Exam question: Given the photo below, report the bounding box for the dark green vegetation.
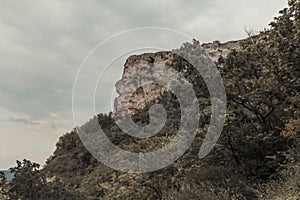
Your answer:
[1,1,299,199]
[2,160,81,200]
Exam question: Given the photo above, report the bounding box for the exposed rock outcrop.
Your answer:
[113,39,243,117]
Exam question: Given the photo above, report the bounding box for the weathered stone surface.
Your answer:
[113,39,242,117]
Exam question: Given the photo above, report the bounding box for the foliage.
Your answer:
[8,159,79,200]
[0,171,9,200]
[218,0,300,180]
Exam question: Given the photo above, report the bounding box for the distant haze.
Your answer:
[2,170,14,181]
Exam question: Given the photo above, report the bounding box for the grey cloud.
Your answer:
[51,125,57,130]
[9,117,40,126]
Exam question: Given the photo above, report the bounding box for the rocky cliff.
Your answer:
[113,39,242,117]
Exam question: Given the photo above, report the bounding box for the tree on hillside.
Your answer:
[218,0,300,179]
[8,159,80,200]
[0,171,6,185]
[0,171,9,200]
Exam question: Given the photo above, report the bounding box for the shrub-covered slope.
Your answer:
[2,1,299,199]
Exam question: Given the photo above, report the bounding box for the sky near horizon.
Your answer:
[0,0,287,170]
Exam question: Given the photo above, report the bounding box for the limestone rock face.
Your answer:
[201,40,241,62]
[113,39,242,117]
[114,51,173,117]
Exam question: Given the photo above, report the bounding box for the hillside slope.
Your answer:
[3,1,300,199]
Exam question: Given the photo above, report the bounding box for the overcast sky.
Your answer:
[0,0,287,170]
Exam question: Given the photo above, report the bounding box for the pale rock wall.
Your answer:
[113,39,243,117]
